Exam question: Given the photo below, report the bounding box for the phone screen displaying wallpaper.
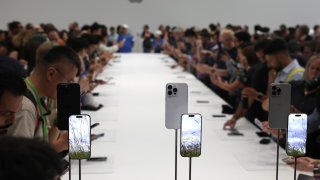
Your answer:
[287,114,307,157]
[69,115,91,159]
[181,114,202,157]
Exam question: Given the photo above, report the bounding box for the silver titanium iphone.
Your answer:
[268,83,291,129]
[165,83,188,129]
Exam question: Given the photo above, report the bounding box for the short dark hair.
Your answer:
[184,28,196,37]
[0,71,26,99]
[200,29,211,38]
[7,21,21,32]
[0,55,27,78]
[263,38,289,55]
[254,39,271,52]
[81,34,100,45]
[66,37,89,53]
[235,31,251,43]
[0,136,63,180]
[299,25,310,36]
[91,22,101,32]
[39,46,81,73]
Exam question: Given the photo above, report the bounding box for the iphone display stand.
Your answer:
[276,129,280,180]
[68,159,82,180]
[294,157,297,180]
[189,157,192,180]
[69,157,71,180]
[79,160,82,180]
[175,129,178,180]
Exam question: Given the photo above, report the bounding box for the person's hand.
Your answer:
[79,77,90,93]
[117,40,125,48]
[51,130,68,152]
[196,64,210,74]
[290,105,301,113]
[241,87,259,99]
[195,39,202,48]
[261,121,282,138]
[209,72,218,84]
[288,157,317,172]
[9,51,18,59]
[262,98,269,111]
[223,118,237,130]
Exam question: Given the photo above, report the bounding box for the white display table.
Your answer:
[63,53,300,180]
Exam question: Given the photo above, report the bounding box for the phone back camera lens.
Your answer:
[168,85,173,89]
[272,91,276,96]
[168,91,172,95]
[173,88,178,92]
[272,86,276,90]
[277,88,282,93]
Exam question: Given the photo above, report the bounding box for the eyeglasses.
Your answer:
[53,67,74,83]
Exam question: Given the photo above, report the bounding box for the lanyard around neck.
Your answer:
[24,77,48,139]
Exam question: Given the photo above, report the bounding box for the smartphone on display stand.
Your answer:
[165,83,188,129]
[180,114,202,157]
[57,83,81,130]
[286,114,307,157]
[69,115,91,159]
[268,83,291,129]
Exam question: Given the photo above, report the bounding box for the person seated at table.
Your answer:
[7,45,81,153]
[223,38,305,129]
[210,43,259,108]
[0,71,26,135]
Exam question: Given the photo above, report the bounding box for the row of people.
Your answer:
[156,23,320,175]
[0,21,121,179]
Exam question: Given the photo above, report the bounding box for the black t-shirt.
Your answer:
[290,80,317,115]
[245,62,269,122]
[248,62,269,93]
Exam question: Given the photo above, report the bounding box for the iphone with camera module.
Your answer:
[180,114,202,157]
[69,115,91,159]
[268,83,291,129]
[286,114,307,157]
[165,83,188,129]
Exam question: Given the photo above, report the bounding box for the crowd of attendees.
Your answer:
[142,23,320,175]
[1,20,320,178]
[0,21,132,179]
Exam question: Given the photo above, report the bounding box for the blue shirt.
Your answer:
[152,38,164,53]
[117,34,134,53]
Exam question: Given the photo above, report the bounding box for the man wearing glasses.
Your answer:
[7,45,80,153]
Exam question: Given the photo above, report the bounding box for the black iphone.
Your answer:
[57,83,81,130]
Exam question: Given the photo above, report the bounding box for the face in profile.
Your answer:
[47,64,79,99]
[265,54,281,71]
[0,92,23,134]
[307,58,320,80]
